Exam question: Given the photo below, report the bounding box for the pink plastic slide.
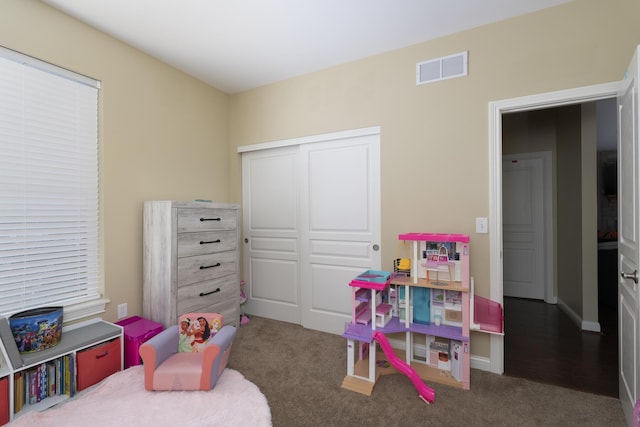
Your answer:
[372,331,435,404]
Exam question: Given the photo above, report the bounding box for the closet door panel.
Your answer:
[300,134,381,334]
[242,147,301,324]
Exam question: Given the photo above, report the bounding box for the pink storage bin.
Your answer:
[116,316,163,368]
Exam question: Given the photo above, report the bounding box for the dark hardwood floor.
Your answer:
[504,297,619,397]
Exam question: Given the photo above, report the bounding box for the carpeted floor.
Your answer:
[230,315,627,427]
[9,365,271,426]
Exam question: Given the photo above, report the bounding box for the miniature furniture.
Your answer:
[143,201,241,329]
[424,245,454,284]
[342,233,473,400]
[470,277,504,334]
[0,317,122,424]
[139,313,236,391]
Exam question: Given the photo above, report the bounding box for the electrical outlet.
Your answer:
[117,303,128,319]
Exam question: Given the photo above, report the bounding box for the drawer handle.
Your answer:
[200,262,221,270]
[200,217,221,222]
[95,351,109,359]
[200,287,221,297]
[200,239,221,245]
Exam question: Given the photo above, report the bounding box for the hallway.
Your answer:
[504,297,618,397]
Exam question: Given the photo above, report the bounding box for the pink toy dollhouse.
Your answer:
[341,233,476,402]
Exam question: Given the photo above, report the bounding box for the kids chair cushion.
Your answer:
[139,313,236,391]
[178,313,224,353]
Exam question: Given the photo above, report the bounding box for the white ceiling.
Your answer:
[42,0,573,94]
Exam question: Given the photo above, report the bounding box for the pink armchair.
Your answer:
[139,313,236,391]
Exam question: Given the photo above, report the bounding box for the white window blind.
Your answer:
[0,48,100,317]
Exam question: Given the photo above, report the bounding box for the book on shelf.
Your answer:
[57,357,63,395]
[67,354,75,397]
[47,361,56,397]
[28,367,37,405]
[14,371,22,413]
[39,362,47,402]
[64,355,71,397]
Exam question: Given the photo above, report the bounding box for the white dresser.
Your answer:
[143,201,241,328]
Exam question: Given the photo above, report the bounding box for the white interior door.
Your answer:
[618,45,640,426]
[502,153,548,300]
[241,127,381,335]
[242,147,300,324]
[300,135,381,334]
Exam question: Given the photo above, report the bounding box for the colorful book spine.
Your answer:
[64,356,70,396]
[57,357,63,395]
[13,372,22,413]
[29,368,37,405]
[47,362,56,397]
[69,355,75,397]
[39,363,47,402]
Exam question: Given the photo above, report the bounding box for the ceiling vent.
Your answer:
[416,51,468,85]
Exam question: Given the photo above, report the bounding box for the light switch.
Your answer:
[476,217,488,234]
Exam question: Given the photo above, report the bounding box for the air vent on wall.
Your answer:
[416,51,468,85]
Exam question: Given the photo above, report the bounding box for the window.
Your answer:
[0,47,104,321]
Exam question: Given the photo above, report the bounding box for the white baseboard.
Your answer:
[471,354,492,372]
[557,297,601,333]
[581,320,601,333]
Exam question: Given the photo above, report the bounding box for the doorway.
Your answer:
[487,81,620,377]
[496,96,619,396]
[504,296,619,396]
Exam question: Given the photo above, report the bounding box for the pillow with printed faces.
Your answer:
[178,313,223,353]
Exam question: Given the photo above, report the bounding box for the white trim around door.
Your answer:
[237,126,381,153]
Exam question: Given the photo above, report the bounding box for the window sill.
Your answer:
[64,298,110,323]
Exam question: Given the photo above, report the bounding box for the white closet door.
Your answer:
[242,147,301,324]
[300,134,381,334]
[241,128,381,334]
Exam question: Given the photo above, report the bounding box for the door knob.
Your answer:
[372,244,380,251]
[621,269,639,284]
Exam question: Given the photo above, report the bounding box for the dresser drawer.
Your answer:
[188,299,239,327]
[177,275,237,314]
[177,250,237,286]
[177,208,237,233]
[177,229,237,257]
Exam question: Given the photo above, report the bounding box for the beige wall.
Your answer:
[556,106,584,315]
[228,0,640,356]
[2,0,639,360]
[0,0,230,322]
[581,103,599,326]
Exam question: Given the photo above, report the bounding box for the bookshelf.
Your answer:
[0,317,123,424]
